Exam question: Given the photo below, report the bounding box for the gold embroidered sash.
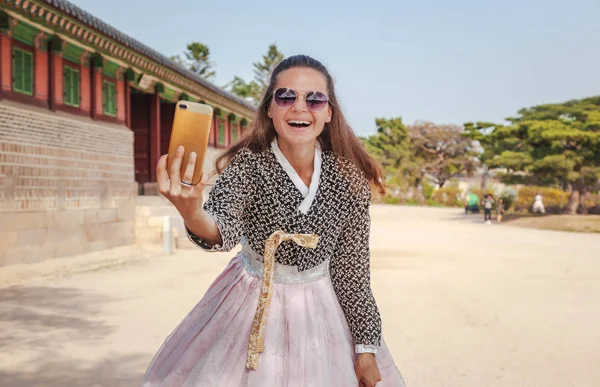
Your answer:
[245,230,320,370]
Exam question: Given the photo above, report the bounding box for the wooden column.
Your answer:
[125,81,131,128]
[33,32,49,103]
[149,87,161,182]
[0,30,12,93]
[91,55,103,120]
[48,38,64,111]
[116,69,126,123]
[210,114,216,146]
[79,52,91,113]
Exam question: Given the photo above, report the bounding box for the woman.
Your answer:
[496,198,505,223]
[143,55,405,387]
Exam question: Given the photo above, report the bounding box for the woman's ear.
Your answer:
[326,106,332,123]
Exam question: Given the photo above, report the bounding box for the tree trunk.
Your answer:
[413,178,424,204]
[565,178,585,215]
[580,190,589,215]
[565,190,579,215]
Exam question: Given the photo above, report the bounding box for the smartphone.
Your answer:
[167,101,213,186]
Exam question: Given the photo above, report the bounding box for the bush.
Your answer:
[426,199,446,207]
[468,188,496,203]
[421,181,435,200]
[513,186,569,214]
[381,194,401,205]
[580,192,600,215]
[499,186,518,210]
[433,187,462,207]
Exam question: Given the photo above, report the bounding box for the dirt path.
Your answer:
[0,205,598,387]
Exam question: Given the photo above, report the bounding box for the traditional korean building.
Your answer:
[0,0,256,265]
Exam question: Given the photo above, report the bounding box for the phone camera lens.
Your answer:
[179,104,188,109]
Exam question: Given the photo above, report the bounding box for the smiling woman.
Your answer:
[144,54,406,387]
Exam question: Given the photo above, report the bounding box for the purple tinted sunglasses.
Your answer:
[272,88,330,112]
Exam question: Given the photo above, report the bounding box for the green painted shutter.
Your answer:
[12,48,34,95]
[63,68,72,104]
[64,68,80,107]
[218,122,225,145]
[103,81,108,114]
[111,84,116,115]
[73,70,80,106]
[103,81,117,116]
[13,49,23,92]
[232,125,238,142]
[23,52,33,94]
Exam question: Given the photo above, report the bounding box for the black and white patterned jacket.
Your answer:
[186,140,382,353]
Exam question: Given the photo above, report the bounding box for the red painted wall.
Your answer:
[149,92,161,182]
[0,33,12,92]
[52,54,63,105]
[92,68,103,118]
[80,64,91,113]
[125,83,131,128]
[116,77,125,122]
[34,48,48,101]
[131,93,150,183]
[160,102,175,155]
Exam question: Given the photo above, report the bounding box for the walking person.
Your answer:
[496,198,505,223]
[142,55,405,387]
[483,193,494,224]
[533,192,545,214]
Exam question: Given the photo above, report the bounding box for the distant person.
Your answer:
[533,192,545,214]
[143,55,405,387]
[483,193,494,224]
[496,198,505,223]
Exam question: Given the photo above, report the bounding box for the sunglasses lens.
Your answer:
[274,88,296,108]
[306,91,328,112]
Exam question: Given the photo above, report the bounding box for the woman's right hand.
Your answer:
[156,145,206,223]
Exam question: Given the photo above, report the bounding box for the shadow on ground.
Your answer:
[0,286,114,350]
[442,213,491,224]
[0,286,149,386]
[0,352,148,387]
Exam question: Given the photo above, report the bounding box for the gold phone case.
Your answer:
[167,101,213,186]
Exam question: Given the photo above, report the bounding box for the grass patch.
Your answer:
[503,213,600,233]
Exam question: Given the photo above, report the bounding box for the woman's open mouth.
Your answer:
[286,120,313,130]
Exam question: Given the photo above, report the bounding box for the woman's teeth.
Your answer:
[287,120,312,128]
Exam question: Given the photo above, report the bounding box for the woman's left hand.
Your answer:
[354,353,382,387]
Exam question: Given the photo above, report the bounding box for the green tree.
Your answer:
[465,96,600,214]
[227,76,261,101]
[170,42,216,80]
[252,44,285,96]
[363,117,410,187]
[408,121,479,188]
[227,44,284,103]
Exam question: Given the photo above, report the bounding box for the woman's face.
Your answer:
[268,67,332,149]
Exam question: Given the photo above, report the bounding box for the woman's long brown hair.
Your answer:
[215,54,385,195]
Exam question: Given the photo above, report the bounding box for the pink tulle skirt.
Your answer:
[142,250,405,386]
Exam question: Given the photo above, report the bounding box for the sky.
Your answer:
[69,0,600,137]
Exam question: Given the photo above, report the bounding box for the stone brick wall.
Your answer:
[0,101,136,266]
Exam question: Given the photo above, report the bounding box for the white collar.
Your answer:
[270,138,321,214]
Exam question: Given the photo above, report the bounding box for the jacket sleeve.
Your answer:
[329,185,382,354]
[186,149,253,252]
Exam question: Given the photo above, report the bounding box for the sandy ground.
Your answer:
[0,205,599,387]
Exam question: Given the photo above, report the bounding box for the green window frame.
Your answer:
[103,80,117,116]
[12,48,33,95]
[218,121,225,145]
[63,66,80,107]
[231,124,238,143]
